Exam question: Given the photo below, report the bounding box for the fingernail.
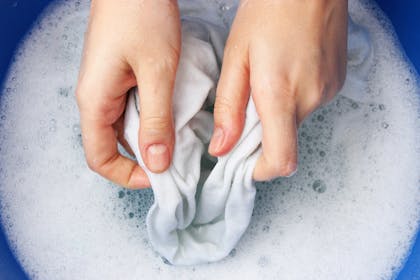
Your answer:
[147,144,169,172]
[209,127,225,154]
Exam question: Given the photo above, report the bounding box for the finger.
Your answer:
[134,50,179,173]
[253,91,298,180]
[209,41,250,156]
[116,0,181,174]
[81,118,150,189]
[76,57,150,189]
[250,69,298,181]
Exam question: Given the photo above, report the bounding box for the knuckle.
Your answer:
[312,76,327,96]
[254,77,297,101]
[75,81,100,112]
[146,46,180,78]
[141,116,173,136]
[214,95,244,124]
[150,59,176,78]
[323,79,343,105]
[86,153,118,177]
[272,164,293,177]
[306,81,327,110]
[312,89,325,107]
[264,157,296,178]
[85,156,102,173]
[75,85,87,108]
[214,95,235,114]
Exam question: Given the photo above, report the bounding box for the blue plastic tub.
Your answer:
[0,1,419,279]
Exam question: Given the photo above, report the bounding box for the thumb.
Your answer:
[209,43,250,156]
[134,53,179,173]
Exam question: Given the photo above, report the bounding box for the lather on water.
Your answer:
[0,0,419,279]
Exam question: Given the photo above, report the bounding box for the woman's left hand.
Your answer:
[209,0,348,180]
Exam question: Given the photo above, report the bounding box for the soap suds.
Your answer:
[0,0,419,279]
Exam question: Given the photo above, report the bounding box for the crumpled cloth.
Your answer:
[123,16,372,265]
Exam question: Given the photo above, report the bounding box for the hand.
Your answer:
[76,0,181,188]
[209,0,348,181]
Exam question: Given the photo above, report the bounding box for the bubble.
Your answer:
[49,118,57,132]
[371,105,378,112]
[0,1,419,280]
[72,124,80,133]
[317,115,325,122]
[220,4,231,11]
[312,179,327,193]
[262,224,270,232]
[59,87,69,97]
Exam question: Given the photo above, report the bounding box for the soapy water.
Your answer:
[0,0,419,279]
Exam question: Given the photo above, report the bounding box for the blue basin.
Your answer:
[0,1,419,279]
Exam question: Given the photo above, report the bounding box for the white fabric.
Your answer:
[123,17,372,265]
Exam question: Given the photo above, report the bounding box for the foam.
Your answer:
[0,0,419,279]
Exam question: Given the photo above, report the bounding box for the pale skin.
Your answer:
[76,0,348,188]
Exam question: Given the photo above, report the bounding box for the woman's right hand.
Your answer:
[76,0,181,189]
